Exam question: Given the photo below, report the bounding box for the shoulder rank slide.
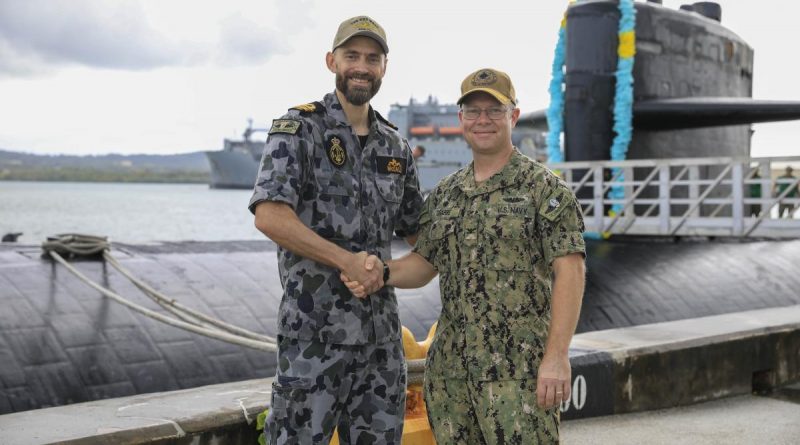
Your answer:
[290,101,324,115]
[269,119,301,135]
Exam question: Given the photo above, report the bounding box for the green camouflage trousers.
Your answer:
[424,375,560,444]
[266,336,407,445]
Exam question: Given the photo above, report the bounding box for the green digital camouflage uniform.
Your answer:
[249,91,423,444]
[413,149,585,445]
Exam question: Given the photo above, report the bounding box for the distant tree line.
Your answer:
[0,166,210,183]
[0,149,211,183]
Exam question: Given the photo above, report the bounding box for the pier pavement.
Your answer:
[562,385,800,445]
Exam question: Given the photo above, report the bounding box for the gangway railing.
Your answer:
[547,156,800,238]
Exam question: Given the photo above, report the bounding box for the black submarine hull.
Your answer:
[2,239,800,414]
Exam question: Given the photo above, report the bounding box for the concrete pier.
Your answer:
[2,304,798,444]
[562,389,800,445]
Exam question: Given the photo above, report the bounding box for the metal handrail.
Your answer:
[547,155,800,238]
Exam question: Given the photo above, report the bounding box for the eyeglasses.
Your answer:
[461,106,510,120]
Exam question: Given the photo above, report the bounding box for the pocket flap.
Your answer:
[483,216,531,239]
[429,218,457,240]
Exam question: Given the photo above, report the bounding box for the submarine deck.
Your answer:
[1,237,799,414]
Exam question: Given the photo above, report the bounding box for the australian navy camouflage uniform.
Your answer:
[248,91,423,444]
[413,149,585,444]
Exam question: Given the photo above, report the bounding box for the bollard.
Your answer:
[331,323,437,445]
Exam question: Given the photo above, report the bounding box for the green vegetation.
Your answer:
[0,167,210,183]
[256,409,269,445]
[0,148,212,183]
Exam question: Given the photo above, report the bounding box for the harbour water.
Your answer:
[0,181,262,245]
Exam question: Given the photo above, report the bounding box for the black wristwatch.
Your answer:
[383,262,391,283]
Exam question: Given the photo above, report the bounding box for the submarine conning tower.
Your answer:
[565,0,754,162]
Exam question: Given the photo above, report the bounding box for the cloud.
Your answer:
[214,0,315,65]
[0,0,296,77]
[0,1,182,75]
[217,14,290,65]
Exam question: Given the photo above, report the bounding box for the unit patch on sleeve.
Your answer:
[269,119,301,135]
[540,187,569,222]
[326,136,347,167]
[377,156,407,175]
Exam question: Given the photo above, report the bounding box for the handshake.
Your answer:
[339,251,384,299]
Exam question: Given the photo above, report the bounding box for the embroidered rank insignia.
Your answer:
[269,119,301,135]
[377,156,406,175]
[540,188,569,222]
[502,195,529,204]
[291,103,317,113]
[290,101,324,115]
[326,136,347,167]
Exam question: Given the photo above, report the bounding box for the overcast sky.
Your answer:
[1,0,798,158]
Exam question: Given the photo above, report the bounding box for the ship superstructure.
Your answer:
[388,95,544,190]
[205,122,265,189]
[206,97,544,191]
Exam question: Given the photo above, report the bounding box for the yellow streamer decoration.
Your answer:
[618,30,636,58]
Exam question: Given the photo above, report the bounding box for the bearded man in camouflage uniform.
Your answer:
[249,15,423,445]
[345,68,586,444]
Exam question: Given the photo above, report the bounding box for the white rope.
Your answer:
[406,358,426,385]
[47,250,277,351]
[43,234,432,372]
[103,252,277,344]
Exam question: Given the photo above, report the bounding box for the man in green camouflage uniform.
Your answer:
[249,16,423,445]
[345,68,586,444]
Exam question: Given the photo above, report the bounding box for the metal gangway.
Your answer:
[548,156,800,238]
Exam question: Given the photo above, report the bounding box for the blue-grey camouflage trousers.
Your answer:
[266,335,407,444]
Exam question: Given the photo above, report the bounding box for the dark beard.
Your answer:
[336,73,382,106]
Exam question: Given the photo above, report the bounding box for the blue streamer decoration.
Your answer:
[545,18,567,164]
[545,1,636,239]
[609,0,637,215]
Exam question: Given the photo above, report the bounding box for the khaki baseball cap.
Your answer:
[457,68,516,106]
[332,16,388,54]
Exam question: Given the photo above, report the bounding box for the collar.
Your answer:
[323,91,383,136]
[458,148,523,197]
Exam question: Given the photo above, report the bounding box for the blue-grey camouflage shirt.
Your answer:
[249,91,423,345]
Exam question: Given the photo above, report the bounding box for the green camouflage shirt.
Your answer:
[414,149,585,380]
[249,92,423,345]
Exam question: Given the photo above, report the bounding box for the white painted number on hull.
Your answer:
[560,375,587,412]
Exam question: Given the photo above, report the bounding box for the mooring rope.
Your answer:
[42,233,432,376]
[406,358,427,386]
[102,253,277,344]
[42,234,278,351]
[42,234,433,378]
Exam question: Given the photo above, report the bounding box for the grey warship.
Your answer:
[3,0,800,425]
[205,121,265,189]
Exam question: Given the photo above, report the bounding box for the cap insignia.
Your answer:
[472,69,497,86]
